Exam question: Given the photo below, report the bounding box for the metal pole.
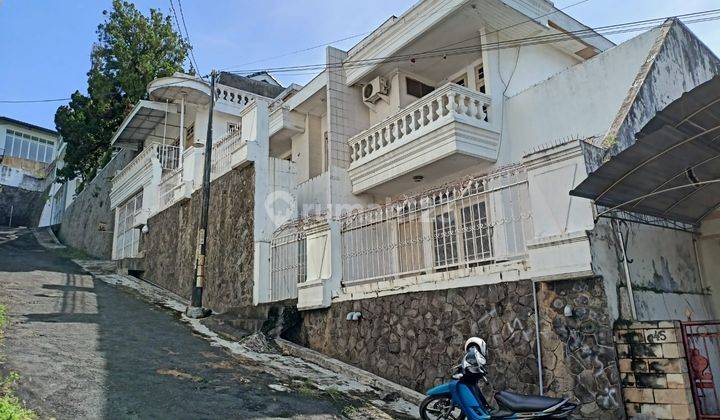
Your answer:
[532,280,544,395]
[613,219,637,319]
[187,71,217,319]
[8,205,13,227]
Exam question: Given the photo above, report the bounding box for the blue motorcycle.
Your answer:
[419,338,577,419]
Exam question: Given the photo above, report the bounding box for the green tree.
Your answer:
[55,0,190,184]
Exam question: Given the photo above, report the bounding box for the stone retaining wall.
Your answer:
[295,277,626,418]
[615,320,695,419]
[538,277,624,418]
[296,281,541,397]
[142,165,255,312]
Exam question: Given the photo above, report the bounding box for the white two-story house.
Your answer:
[98,1,719,417]
[107,71,290,262]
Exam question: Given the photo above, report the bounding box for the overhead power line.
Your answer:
[221,32,372,71]
[225,8,720,76]
[426,0,593,54]
[169,0,201,76]
[176,0,201,75]
[223,0,589,73]
[4,8,720,104]
[0,98,72,104]
[0,76,210,105]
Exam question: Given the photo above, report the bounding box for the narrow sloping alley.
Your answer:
[0,227,410,419]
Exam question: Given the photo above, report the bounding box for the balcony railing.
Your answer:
[111,143,158,192]
[211,127,245,180]
[158,167,184,210]
[215,85,260,108]
[348,83,492,167]
[157,144,180,170]
[111,142,179,210]
[339,166,531,285]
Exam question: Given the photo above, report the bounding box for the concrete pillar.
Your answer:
[297,220,341,310]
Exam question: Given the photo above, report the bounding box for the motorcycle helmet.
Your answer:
[464,337,488,366]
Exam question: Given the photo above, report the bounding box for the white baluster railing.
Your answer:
[348,83,491,167]
[111,143,159,189]
[215,84,260,109]
[211,127,245,179]
[157,144,180,170]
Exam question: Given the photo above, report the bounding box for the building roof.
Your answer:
[0,116,58,137]
[218,72,286,99]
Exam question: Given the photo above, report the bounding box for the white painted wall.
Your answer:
[698,217,720,319]
[501,27,662,164]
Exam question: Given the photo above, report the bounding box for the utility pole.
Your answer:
[187,70,217,319]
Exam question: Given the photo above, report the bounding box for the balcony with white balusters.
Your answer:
[347,82,501,196]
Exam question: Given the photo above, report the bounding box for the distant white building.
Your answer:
[0,116,65,227]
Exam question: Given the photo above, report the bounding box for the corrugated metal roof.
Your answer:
[571,75,720,225]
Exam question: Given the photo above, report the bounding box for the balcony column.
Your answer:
[145,145,163,218]
[297,220,342,310]
[178,94,186,165]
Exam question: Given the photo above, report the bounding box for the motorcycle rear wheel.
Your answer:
[419,395,465,420]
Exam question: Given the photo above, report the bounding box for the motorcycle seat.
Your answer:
[494,390,566,412]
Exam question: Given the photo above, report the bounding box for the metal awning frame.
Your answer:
[595,207,698,233]
[110,100,179,149]
[572,76,720,227]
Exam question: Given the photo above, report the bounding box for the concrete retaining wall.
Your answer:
[57,150,136,259]
[0,184,46,227]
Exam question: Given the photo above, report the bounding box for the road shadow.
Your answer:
[8,228,345,419]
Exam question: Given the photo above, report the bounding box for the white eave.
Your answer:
[148,73,210,105]
[283,71,328,111]
[344,0,614,86]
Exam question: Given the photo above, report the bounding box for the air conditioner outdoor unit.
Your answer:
[362,76,389,103]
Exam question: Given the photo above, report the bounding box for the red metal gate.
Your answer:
[682,321,720,419]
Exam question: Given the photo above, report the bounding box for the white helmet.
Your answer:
[462,337,488,373]
[465,337,488,358]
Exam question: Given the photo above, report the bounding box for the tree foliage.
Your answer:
[55,0,190,183]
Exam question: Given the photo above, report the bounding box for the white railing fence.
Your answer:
[340,167,532,285]
[211,127,244,180]
[158,168,184,211]
[270,223,307,301]
[157,144,180,170]
[115,192,143,260]
[348,83,492,166]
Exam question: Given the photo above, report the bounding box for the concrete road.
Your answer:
[0,227,353,419]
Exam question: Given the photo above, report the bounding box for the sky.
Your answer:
[1,0,720,131]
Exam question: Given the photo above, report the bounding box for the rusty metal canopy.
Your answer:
[571,75,720,225]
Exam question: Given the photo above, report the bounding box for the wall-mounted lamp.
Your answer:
[141,225,149,234]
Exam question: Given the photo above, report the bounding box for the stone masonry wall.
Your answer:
[296,281,541,398]
[57,150,136,259]
[142,165,255,312]
[0,184,45,227]
[615,320,695,419]
[539,277,624,418]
